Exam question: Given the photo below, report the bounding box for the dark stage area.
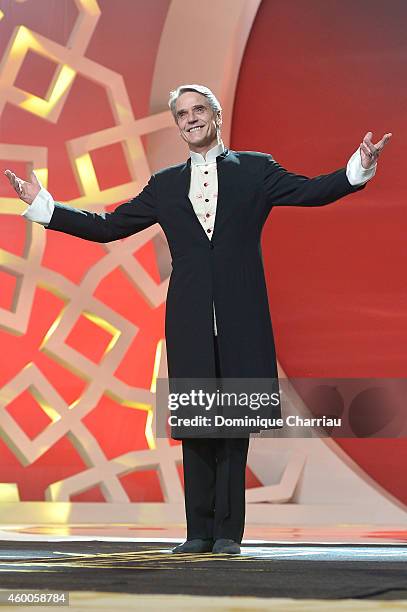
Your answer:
[0,541,406,601]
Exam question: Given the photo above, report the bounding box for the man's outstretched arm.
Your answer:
[4,169,158,243]
[264,131,392,208]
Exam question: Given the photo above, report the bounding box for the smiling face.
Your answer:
[174,91,222,155]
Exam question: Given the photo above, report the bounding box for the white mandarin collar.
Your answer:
[189,141,225,166]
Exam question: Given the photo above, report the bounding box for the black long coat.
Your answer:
[45,149,366,437]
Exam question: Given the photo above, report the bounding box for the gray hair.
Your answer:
[168,84,222,120]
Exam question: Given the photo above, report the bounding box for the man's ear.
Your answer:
[216,111,222,127]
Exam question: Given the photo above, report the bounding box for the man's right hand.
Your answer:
[4,169,41,205]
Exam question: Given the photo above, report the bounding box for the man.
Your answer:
[4,84,391,555]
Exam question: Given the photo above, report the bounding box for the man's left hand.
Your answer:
[360,131,392,169]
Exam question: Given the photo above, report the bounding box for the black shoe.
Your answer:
[172,538,214,554]
[212,538,241,554]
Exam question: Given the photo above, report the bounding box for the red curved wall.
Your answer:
[231,0,407,504]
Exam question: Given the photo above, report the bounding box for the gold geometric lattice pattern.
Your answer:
[0,0,184,504]
[0,0,302,507]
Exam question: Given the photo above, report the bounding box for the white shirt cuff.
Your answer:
[20,187,55,226]
[346,147,377,186]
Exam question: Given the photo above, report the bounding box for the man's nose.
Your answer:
[187,111,198,124]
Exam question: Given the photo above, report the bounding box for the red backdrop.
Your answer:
[0,0,405,507]
[0,0,170,502]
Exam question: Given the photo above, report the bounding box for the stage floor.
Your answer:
[0,525,405,610]
[0,539,406,603]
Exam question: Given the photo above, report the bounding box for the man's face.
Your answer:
[174,91,221,152]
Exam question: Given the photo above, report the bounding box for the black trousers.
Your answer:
[181,335,250,543]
